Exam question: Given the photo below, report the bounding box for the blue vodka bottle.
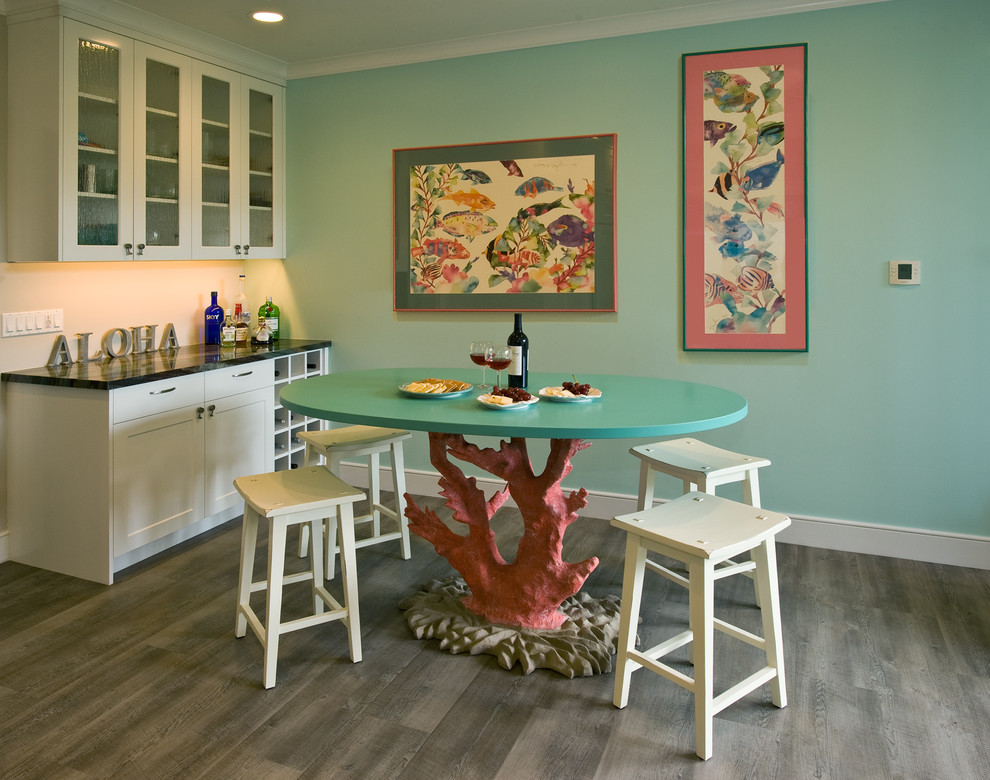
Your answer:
[204,291,223,345]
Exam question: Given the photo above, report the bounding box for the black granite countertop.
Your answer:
[0,339,332,390]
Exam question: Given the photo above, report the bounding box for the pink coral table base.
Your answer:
[405,432,599,632]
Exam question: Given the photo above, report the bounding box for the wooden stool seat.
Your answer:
[234,466,365,688]
[612,492,790,760]
[298,425,413,577]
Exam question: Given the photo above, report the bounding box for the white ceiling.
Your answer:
[2,1,887,78]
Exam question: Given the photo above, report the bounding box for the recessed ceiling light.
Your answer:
[252,11,283,23]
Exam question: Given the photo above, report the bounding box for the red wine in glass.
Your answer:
[470,341,493,389]
[487,345,512,388]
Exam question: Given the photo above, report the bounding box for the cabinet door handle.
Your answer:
[234,244,242,255]
[207,404,216,417]
[149,386,176,395]
[243,245,250,256]
[136,244,145,256]
[124,243,133,255]
[196,406,205,419]
[232,371,253,378]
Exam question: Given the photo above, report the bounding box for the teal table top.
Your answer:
[279,367,747,440]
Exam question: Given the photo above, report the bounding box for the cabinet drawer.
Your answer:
[205,360,274,399]
[112,374,205,423]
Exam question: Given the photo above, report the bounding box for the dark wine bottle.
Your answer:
[204,290,223,345]
[507,312,529,388]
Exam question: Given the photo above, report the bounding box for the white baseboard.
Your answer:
[4,466,983,573]
[339,463,990,571]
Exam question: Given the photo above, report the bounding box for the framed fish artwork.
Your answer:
[393,134,616,311]
[682,44,808,351]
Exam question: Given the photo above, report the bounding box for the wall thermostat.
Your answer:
[889,260,920,285]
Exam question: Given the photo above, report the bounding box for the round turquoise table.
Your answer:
[278,367,747,440]
[280,367,747,671]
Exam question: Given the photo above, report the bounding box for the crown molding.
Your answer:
[287,0,890,79]
[2,0,890,82]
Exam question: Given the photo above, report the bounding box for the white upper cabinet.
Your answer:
[5,14,284,262]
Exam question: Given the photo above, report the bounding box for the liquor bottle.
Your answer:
[507,312,529,388]
[234,303,249,344]
[252,318,272,345]
[235,273,251,329]
[259,296,280,340]
[220,308,237,346]
[204,290,223,345]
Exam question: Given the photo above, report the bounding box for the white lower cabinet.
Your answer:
[7,362,274,583]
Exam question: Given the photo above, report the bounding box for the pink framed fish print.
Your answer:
[682,45,808,351]
[393,134,616,311]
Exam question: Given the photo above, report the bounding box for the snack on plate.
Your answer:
[404,378,470,394]
[543,386,580,398]
[491,386,533,402]
[483,394,516,406]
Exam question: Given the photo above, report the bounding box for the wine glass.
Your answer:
[469,341,493,389]
[487,345,512,388]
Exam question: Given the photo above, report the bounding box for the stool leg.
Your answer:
[323,514,339,581]
[741,469,762,508]
[637,461,656,511]
[368,451,382,537]
[741,469,763,608]
[298,444,319,560]
[263,516,288,689]
[336,503,362,663]
[235,505,260,637]
[310,516,325,615]
[392,442,412,560]
[613,535,648,709]
[689,558,716,760]
[752,537,787,708]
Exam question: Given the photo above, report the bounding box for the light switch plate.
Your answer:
[2,309,64,337]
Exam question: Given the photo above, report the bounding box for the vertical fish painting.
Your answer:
[684,44,807,351]
[700,61,788,335]
[407,154,596,295]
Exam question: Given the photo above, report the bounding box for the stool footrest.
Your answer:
[628,631,696,690]
[713,559,756,581]
[713,616,766,649]
[712,666,778,716]
[645,559,689,587]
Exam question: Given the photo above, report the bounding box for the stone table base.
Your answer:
[399,577,621,678]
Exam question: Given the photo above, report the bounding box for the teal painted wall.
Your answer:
[284,0,989,538]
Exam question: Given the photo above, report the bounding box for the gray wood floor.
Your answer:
[1,494,988,779]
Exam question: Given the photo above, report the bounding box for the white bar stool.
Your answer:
[234,466,365,689]
[630,438,771,603]
[297,425,413,578]
[629,438,771,511]
[612,492,790,760]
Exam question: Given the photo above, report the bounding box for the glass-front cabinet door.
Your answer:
[63,22,134,261]
[194,63,239,259]
[134,43,191,259]
[245,79,283,254]
[193,64,284,259]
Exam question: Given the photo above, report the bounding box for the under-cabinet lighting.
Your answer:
[252,11,284,23]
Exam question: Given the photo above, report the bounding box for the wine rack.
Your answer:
[272,346,329,471]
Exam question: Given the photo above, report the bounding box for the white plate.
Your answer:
[399,382,473,399]
[477,393,539,410]
[538,386,602,403]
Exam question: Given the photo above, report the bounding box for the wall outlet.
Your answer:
[2,309,64,337]
[889,260,920,285]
